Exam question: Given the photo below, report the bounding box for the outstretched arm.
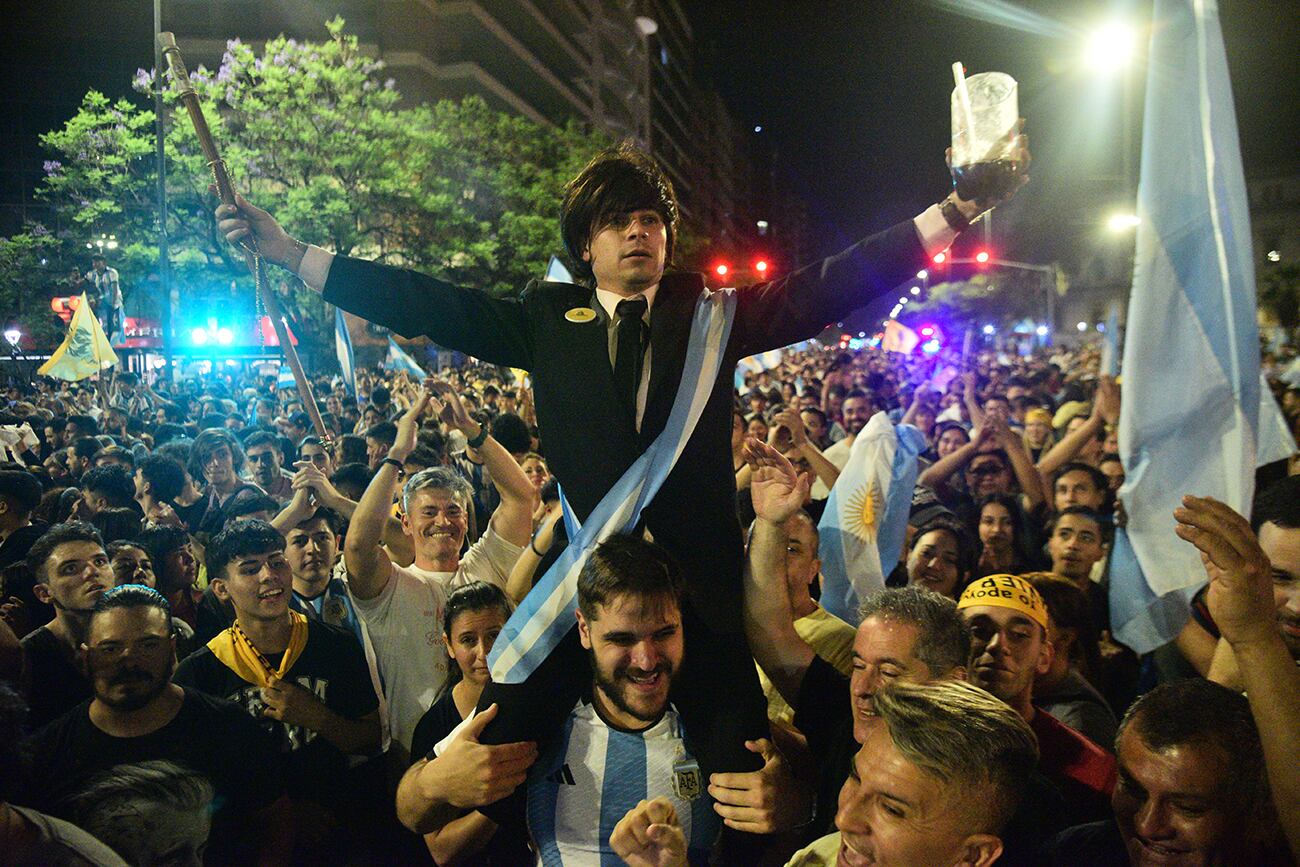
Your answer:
[742,438,815,706]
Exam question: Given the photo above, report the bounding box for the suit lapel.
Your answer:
[555,285,636,438]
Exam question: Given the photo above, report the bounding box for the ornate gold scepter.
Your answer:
[157,31,330,441]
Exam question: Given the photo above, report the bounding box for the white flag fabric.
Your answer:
[335,308,357,396]
[817,413,925,623]
[1110,0,1261,652]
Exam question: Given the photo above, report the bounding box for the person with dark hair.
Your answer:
[282,508,365,646]
[220,133,1031,825]
[1051,461,1110,514]
[957,574,1116,827]
[133,453,186,527]
[20,522,112,728]
[974,492,1042,578]
[244,429,293,503]
[1098,451,1125,492]
[329,461,373,502]
[408,581,528,864]
[1046,505,1108,599]
[135,525,204,633]
[220,490,281,527]
[0,469,46,573]
[400,534,725,863]
[186,428,259,536]
[336,434,368,470]
[1042,679,1289,865]
[283,411,311,447]
[68,437,101,482]
[21,583,292,864]
[88,508,143,545]
[1026,573,1117,748]
[488,413,532,460]
[63,414,98,444]
[363,421,398,470]
[78,465,140,518]
[900,516,976,598]
[174,520,380,854]
[298,435,334,477]
[91,445,134,470]
[0,682,129,866]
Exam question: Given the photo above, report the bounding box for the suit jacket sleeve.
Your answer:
[321,256,534,370]
[731,219,926,356]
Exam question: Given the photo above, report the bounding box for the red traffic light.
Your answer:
[975,250,991,264]
[754,259,768,274]
[715,263,730,277]
[933,251,947,264]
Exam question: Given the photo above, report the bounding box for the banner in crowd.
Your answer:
[38,292,118,382]
[881,320,920,355]
[1110,0,1260,653]
[818,413,925,623]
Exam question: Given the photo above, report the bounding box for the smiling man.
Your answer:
[20,522,113,728]
[787,680,1038,867]
[174,519,380,855]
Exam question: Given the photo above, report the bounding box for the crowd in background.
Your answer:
[0,331,1297,865]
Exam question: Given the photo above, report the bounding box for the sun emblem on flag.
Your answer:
[844,482,883,543]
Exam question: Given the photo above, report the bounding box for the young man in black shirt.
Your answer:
[174,520,380,852]
[22,584,292,865]
[19,522,112,729]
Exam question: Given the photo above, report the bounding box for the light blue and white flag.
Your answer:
[276,365,295,390]
[489,289,737,683]
[335,308,357,396]
[385,336,427,379]
[818,414,926,624]
[1099,301,1121,377]
[1257,371,1296,467]
[1110,0,1261,654]
[545,256,574,284]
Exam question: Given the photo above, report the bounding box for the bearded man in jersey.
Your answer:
[398,534,720,864]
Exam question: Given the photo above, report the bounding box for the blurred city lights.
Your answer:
[1076,321,1088,332]
[1096,322,1106,332]
[1267,250,1280,262]
[191,327,209,345]
[919,326,934,337]
[715,263,729,276]
[3,329,20,346]
[898,297,908,305]
[910,286,921,295]
[755,259,768,274]
[982,324,995,335]
[1036,325,1049,337]
[975,250,991,264]
[933,252,947,264]
[916,269,928,279]
[921,339,941,354]
[216,327,235,345]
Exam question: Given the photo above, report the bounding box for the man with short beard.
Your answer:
[397,534,722,863]
[21,584,292,865]
[20,522,113,728]
[811,390,874,499]
[244,430,294,503]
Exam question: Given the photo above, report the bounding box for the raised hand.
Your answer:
[609,797,686,867]
[1173,495,1276,647]
[743,437,809,524]
[212,189,303,270]
[388,387,432,464]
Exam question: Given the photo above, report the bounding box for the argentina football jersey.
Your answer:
[527,698,720,865]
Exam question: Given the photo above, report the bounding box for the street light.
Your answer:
[1076,321,1088,332]
[910,286,921,296]
[1108,213,1141,232]
[3,329,20,347]
[1084,21,1136,73]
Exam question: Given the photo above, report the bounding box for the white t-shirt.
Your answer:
[811,436,853,500]
[350,524,523,751]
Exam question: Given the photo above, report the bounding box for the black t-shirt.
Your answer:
[19,626,91,731]
[410,687,462,762]
[174,620,378,803]
[22,686,284,863]
[408,687,534,866]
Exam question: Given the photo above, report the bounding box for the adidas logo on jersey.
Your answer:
[546,763,577,786]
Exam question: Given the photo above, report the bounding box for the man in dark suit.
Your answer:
[216,139,1028,816]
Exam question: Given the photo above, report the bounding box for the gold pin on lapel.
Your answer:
[564,307,597,323]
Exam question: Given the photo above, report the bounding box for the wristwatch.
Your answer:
[466,426,489,449]
[938,197,971,233]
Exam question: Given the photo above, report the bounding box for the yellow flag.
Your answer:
[38,293,118,381]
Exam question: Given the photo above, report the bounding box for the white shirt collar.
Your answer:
[594,284,658,322]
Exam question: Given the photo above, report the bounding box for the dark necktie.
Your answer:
[614,297,648,418]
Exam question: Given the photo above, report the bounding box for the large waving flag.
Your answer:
[38,293,118,381]
[881,320,920,354]
[545,255,574,284]
[385,336,427,379]
[335,309,357,396]
[1099,301,1121,378]
[818,413,926,623]
[1110,0,1261,653]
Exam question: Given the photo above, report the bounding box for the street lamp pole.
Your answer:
[153,0,174,383]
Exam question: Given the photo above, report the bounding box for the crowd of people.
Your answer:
[0,140,1297,866]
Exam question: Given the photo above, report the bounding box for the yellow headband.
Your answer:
[957,574,1049,630]
[1024,408,1053,426]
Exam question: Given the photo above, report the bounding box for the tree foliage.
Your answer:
[10,18,610,355]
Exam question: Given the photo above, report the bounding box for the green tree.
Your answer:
[24,18,611,359]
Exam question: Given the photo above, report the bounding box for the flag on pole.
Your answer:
[881,320,920,354]
[335,309,357,396]
[385,336,427,379]
[817,414,926,623]
[545,256,574,283]
[1257,372,1296,467]
[38,293,118,381]
[1110,0,1261,653]
[276,365,295,390]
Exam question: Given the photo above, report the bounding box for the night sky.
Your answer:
[687,0,1299,266]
